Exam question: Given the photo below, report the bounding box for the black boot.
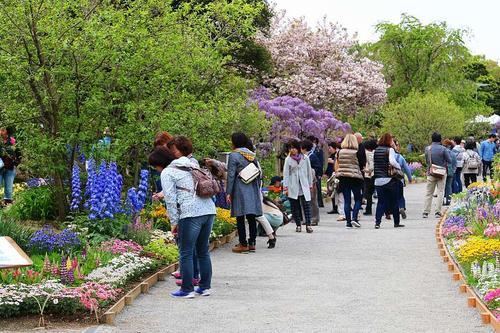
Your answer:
[267,237,276,249]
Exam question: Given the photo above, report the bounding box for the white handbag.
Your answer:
[428,146,447,178]
[238,162,261,184]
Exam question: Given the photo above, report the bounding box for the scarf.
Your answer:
[234,148,256,162]
[290,153,303,163]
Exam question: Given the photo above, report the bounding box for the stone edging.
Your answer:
[101,230,238,325]
[435,215,500,332]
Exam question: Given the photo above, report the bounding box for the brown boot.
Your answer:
[232,244,249,253]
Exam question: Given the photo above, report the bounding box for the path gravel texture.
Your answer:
[85,183,492,333]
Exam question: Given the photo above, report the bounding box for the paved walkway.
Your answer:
[88,183,492,333]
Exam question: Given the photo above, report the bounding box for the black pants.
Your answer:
[363,177,375,213]
[236,215,257,246]
[482,160,493,181]
[464,174,477,188]
[289,196,312,226]
[316,176,324,207]
[375,179,400,226]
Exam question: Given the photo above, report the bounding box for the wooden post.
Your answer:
[467,297,476,308]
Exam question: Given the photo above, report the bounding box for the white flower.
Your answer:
[53,298,59,305]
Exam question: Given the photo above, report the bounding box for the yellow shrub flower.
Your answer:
[456,236,500,263]
[216,208,236,225]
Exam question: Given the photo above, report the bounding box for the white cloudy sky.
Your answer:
[272,0,500,62]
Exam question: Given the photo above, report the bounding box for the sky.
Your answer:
[272,0,500,62]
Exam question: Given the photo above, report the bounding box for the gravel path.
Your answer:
[87,183,492,333]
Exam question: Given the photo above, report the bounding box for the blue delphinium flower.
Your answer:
[70,164,82,211]
[136,169,149,211]
[126,187,139,216]
[84,159,96,210]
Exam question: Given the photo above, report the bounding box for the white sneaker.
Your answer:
[351,220,361,228]
[195,288,212,297]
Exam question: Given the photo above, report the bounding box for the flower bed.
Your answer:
[438,181,500,331]
[0,160,237,328]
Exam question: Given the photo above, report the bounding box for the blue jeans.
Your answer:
[452,168,462,194]
[0,168,15,200]
[178,214,215,292]
[341,182,363,223]
[375,179,400,226]
[444,176,453,203]
[176,245,199,279]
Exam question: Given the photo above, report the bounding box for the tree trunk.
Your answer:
[53,170,67,221]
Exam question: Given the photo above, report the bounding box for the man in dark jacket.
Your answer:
[302,139,322,225]
[307,136,325,207]
[423,132,452,219]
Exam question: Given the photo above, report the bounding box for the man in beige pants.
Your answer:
[423,132,451,218]
[423,174,446,217]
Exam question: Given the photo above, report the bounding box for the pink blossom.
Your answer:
[484,289,500,303]
[484,223,500,238]
[101,239,143,255]
[258,15,387,114]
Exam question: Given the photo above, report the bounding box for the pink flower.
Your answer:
[484,223,500,238]
[484,289,500,303]
[101,239,143,255]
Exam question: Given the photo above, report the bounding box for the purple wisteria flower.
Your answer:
[251,87,350,143]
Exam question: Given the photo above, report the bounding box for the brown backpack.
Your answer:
[174,166,222,198]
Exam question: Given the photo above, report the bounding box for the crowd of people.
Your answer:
[0,125,497,300]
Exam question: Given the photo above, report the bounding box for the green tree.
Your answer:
[464,58,500,114]
[171,0,273,75]
[0,0,268,218]
[369,14,470,101]
[381,91,464,150]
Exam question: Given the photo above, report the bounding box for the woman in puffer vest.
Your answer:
[336,134,365,229]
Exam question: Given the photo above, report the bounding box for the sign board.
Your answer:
[0,236,32,269]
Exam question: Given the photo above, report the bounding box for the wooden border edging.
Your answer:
[436,214,500,332]
[102,230,238,325]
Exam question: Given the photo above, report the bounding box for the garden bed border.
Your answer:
[435,214,500,332]
[101,230,238,325]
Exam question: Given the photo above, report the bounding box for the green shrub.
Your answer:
[6,186,57,221]
[0,216,33,250]
[143,240,178,265]
[405,152,426,166]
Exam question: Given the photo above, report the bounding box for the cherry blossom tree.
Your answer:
[258,15,388,115]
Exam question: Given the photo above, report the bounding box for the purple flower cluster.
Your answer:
[443,216,466,228]
[28,226,81,254]
[251,88,351,143]
[70,164,82,211]
[26,178,53,188]
[126,169,149,216]
[85,160,123,220]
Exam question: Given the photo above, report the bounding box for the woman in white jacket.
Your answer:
[283,140,314,233]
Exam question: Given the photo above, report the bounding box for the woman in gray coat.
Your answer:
[227,133,263,253]
[283,140,314,233]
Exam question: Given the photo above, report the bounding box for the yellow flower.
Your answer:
[456,236,500,263]
[216,208,236,225]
